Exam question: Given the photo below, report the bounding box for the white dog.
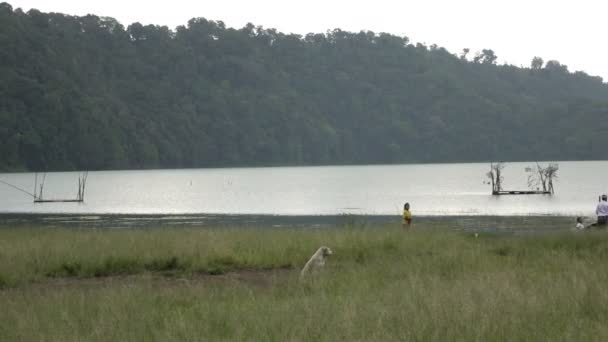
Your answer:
[300,246,333,278]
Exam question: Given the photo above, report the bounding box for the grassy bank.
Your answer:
[1,225,608,340]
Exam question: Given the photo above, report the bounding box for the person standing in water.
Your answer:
[403,202,412,228]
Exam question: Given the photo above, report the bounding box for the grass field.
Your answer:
[1,223,608,341]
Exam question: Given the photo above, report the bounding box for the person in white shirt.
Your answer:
[596,194,608,225]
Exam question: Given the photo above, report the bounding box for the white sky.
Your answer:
[7,0,608,81]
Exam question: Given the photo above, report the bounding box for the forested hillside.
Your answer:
[1,3,607,171]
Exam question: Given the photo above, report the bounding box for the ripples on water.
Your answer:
[0,161,606,217]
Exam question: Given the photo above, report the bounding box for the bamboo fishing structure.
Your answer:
[486,162,557,195]
[0,172,88,203]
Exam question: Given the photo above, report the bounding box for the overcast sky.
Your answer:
[7,0,608,81]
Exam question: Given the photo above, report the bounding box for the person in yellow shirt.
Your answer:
[403,202,412,228]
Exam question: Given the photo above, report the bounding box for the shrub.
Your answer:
[0,273,7,288]
[47,261,83,277]
[93,257,141,277]
[145,256,186,272]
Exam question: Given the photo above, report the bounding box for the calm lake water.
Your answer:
[0,161,606,217]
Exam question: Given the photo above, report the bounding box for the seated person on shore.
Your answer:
[575,217,585,230]
[596,195,608,226]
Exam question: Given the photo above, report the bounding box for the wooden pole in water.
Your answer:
[81,172,88,201]
[34,173,37,201]
[39,173,46,200]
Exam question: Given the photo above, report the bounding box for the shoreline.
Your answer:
[0,212,576,231]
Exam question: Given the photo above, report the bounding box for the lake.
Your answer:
[0,161,606,217]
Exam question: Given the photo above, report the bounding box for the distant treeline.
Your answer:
[1,2,607,171]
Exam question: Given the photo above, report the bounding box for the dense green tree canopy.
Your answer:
[1,3,607,171]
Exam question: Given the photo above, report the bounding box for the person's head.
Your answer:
[576,217,583,224]
[603,194,607,201]
[404,202,410,210]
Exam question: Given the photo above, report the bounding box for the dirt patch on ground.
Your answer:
[201,268,293,287]
[5,267,295,292]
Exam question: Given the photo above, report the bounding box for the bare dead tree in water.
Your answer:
[487,162,505,194]
[544,163,558,194]
[536,162,547,192]
[526,168,540,191]
[486,169,494,191]
[534,162,558,194]
[526,162,558,194]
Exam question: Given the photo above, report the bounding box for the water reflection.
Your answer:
[0,161,606,216]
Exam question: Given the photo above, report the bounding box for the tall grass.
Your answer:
[1,225,608,340]
[0,225,411,285]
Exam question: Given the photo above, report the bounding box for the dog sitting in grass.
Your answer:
[300,246,333,278]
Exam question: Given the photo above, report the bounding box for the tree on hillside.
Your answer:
[545,60,568,72]
[474,49,497,64]
[531,56,544,70]
[0,4,608,171]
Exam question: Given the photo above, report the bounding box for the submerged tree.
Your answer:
[527,162,558,194]
[487,162,505,194]
[542,163,559,194]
